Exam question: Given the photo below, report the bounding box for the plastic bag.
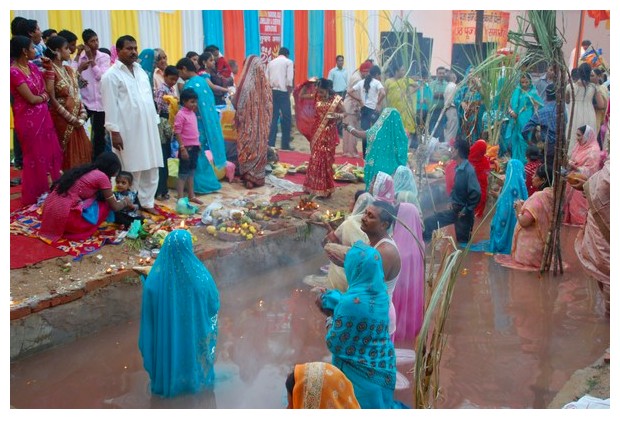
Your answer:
[127,219,143,239]
[175,197,198,215]
[201,200,224,225]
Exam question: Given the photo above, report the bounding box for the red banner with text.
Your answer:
[452,10,510,47]
[259,10,282,64]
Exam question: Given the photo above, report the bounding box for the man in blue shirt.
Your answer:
[423,137,481,243]
[521,83,565,169]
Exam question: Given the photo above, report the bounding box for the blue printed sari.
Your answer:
[471,159,529,254]
[321,241,407,409]
[363,108,409,191]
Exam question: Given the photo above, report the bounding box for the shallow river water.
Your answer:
[10,228,609,409]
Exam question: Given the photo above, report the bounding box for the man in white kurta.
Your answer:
[101,35,162,213]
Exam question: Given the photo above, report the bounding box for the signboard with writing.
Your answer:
[452,10,510,47]
[259,10,282,64]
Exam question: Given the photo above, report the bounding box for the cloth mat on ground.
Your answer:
[268,151,363,201]
[10,202,201,265]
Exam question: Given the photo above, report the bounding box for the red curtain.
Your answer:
[222,11,246,65]
[323,10,337,77]
[294,10,309,87]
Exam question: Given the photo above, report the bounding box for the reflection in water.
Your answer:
[10,229,609,408]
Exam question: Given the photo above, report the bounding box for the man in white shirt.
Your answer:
[443,70,459,143]
[101,35,163,215]
[76,29,111,160]
[328,55,348,98]
[266,47,295,150]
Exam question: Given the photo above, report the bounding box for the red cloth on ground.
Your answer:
[468,139,491,217]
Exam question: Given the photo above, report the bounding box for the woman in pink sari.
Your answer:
[495,165,554,271]
[10,36,62,206]
[40,153,128,242]
[392,201,425,343]
[232,55,273,189]
[563,125,603,226]
[572,158,610,313]
[294,78,344,197]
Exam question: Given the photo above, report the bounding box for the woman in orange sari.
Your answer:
[294,78,344,197]
[44,36,92,170]
[231,55,273,189]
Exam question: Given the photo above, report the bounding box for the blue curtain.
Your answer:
[308,10,325,79]
[202,10,224,51]
[243,10,260,57]
[282,10,295,61]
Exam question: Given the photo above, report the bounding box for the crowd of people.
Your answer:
[9,15,610,408]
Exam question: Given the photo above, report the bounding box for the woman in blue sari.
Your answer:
[471,158,529,254]
[138,48,155,89]
[318,241,407,409]
[503,73,543,164]
[175,58,223,194]
[138,229,220,397]
[346,108,409,192]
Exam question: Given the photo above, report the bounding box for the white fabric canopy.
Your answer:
[367,11,380,63]
[138,10,161,50]
[12,10,49,32]
[81,10,112,50]
[342,11,357,71]
[181,10,204,55]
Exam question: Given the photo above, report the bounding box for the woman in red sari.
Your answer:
[294,78,344,197]
[10,36,62,206]
[44,36,92,170]
[232,55,273,189]
[468,139,491,218]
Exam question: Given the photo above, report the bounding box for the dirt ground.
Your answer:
[9,127,363,304]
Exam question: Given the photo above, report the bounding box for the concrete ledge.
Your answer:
[10,222,325,361]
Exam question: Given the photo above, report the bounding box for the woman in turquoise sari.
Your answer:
[318,241,407,409]
[175,58,223,194]
[138,48,155,89]
[503,73,543,164]
[392,165,422,215]
[138,229,220,397]
[471,158,529,254]
[346,108,409,192]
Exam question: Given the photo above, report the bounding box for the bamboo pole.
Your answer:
[572,10,586,69]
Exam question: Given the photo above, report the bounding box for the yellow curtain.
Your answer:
[110,10,139,47]
[335,10,344,60]
[159,11,183,64]
[48,10,83,39]
[354,10,369,66]
[379,10,392,33]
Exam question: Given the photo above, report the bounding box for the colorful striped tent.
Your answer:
[11,10,396,84]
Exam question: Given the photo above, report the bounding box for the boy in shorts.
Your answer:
[174,88,203,205]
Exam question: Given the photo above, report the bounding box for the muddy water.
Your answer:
[10,228,609,408]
